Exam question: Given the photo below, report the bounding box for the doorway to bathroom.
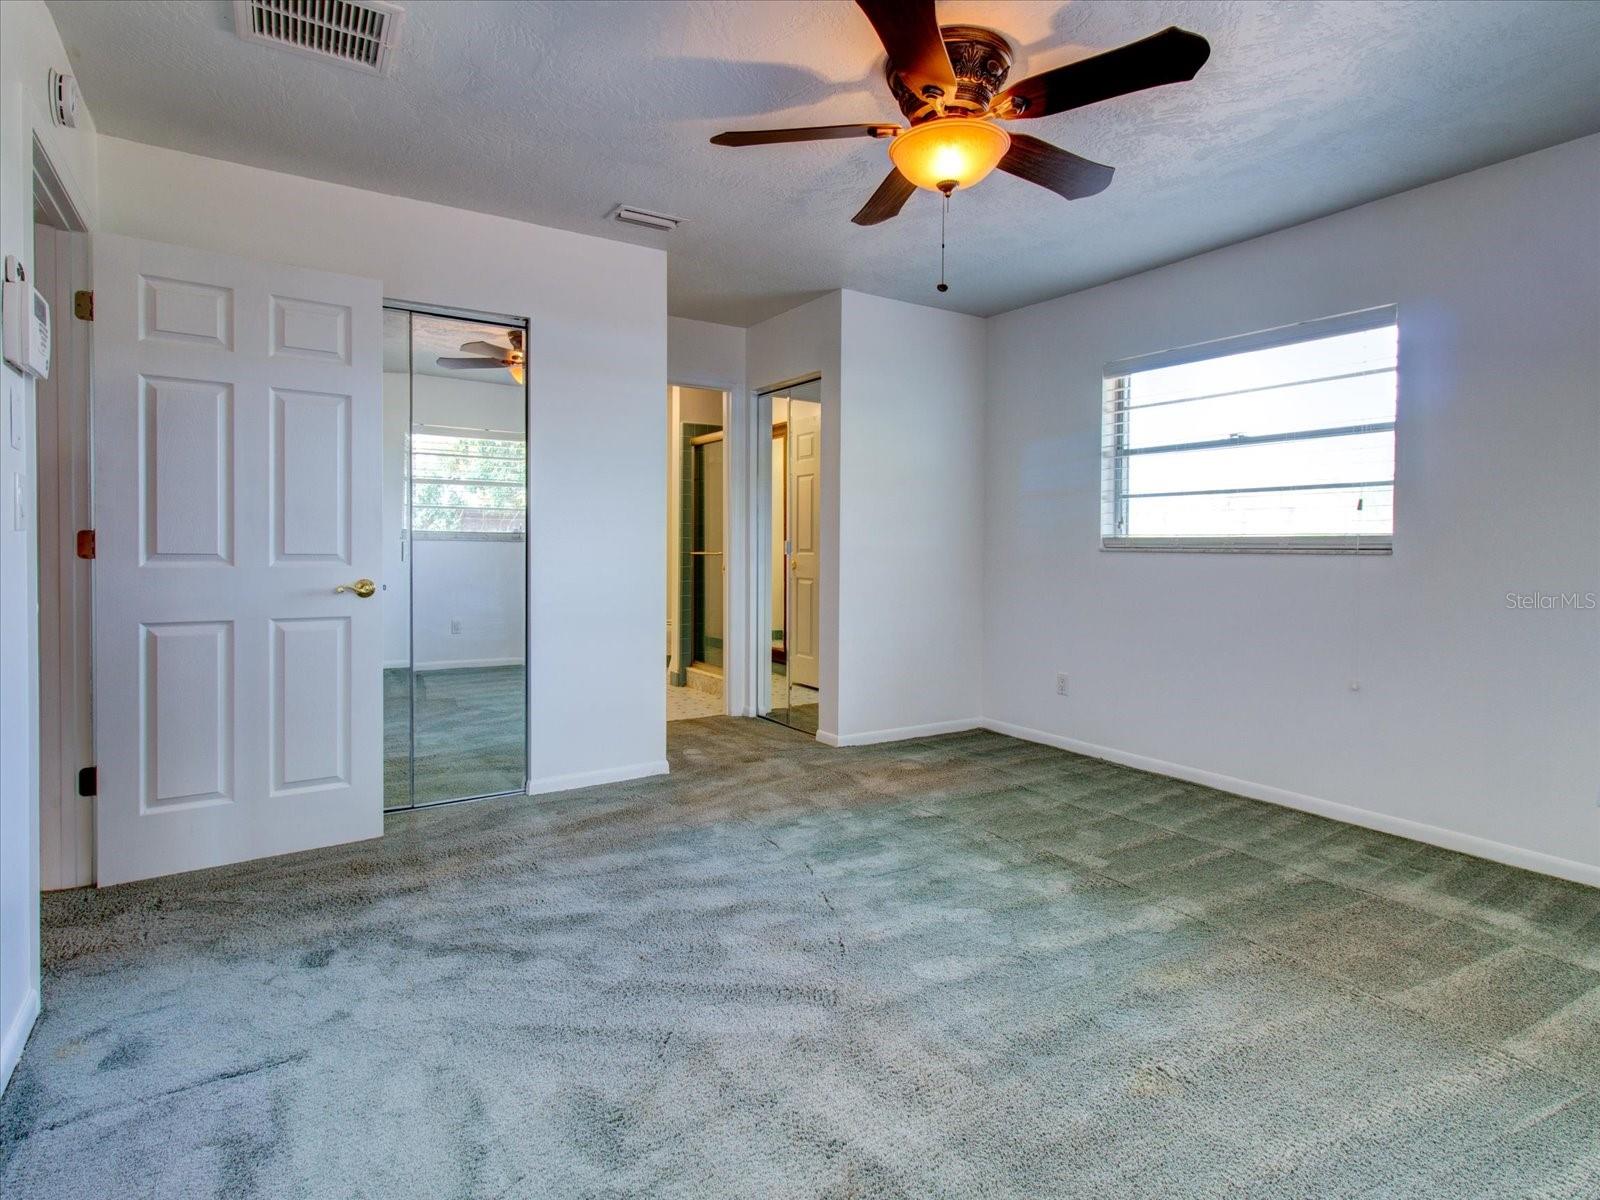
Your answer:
[383,305,529,809]
[667,385,727,721]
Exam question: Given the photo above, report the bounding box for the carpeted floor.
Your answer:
[4,718,1599,1198]
[385,665,525,807]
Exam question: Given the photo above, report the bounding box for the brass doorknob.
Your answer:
[335,578,377,598]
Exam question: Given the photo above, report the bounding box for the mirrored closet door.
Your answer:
[382,306,528,809]
[764,378,822,734]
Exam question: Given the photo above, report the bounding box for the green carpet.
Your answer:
[5,718,1599,1198]
[385,665,525,808]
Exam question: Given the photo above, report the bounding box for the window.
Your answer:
[410,432,526,535]
[1101,307,1397,552]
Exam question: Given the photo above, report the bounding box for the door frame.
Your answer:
[382,300,532,810]
[33,138,94,891]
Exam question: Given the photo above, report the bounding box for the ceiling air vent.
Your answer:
[233,0,405,75]
[612,206,682,233]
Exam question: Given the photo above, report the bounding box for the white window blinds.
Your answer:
[1101,306,1398,552]
[410,432,526,534]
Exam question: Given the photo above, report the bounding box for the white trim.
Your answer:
[983,719,1600,890]
[1,986,39,1094]
[525,759,668,797]
[820,719,984,748]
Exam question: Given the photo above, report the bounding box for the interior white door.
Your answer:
[92,234,383,885]
[787,399,821,690]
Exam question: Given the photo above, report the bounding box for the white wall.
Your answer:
[668,316,745,398]
[383,371,526,670]
[744,291,988,745]
[0,0,99,1094]
[983,134,1600,886]
[96,136,668,796]
[411,539,526,670]
[837,292,986,743]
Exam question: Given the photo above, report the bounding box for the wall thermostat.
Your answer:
[2,264,51,379]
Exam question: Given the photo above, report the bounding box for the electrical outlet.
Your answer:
[1055,672,1069,697]
[450,618,462,636]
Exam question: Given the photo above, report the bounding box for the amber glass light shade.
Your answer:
[888,118,1011,192]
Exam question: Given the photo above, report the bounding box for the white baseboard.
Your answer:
[1,987,40,1096]
[820,718,984,748]
[983,719,1600,890]
[525,759,669,797]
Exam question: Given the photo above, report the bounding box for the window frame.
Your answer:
[1100,305,1398,555]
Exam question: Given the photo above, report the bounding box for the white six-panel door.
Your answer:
[92,235,383,885]
[787,399,821,690]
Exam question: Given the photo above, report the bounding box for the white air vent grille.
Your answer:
[234,0,405,75]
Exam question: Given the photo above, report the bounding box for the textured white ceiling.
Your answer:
[49,0,1600,325]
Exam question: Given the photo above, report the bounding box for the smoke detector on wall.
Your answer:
[48,69,80,128]
[233,0,405,76]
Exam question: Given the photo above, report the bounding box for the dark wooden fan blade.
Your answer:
[998,134,1115,200]
[711,124,898,147]
[436,356,509,369]
[459,340,508,356]
[855,0,957,97]
[993,27,1210,120]
[852,168,917,226]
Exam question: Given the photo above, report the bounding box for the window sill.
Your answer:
[1100,537,1392,555]
[411,530,526,543]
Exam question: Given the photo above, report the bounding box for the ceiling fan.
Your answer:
[710,0,1210,227]
[436,329,526,386]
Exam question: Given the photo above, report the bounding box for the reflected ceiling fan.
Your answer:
[437,329,526,385]
[711,0,1209,231]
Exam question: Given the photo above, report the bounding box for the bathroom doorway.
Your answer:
[382,305,529,809]
[667,386,727,721]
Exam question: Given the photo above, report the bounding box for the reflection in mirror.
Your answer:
[384,307,528,809]
[764,378,822,734]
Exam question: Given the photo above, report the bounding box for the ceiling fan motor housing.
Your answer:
[889,26,1014,120]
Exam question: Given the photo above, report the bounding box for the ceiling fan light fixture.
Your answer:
[888,117,1010,193]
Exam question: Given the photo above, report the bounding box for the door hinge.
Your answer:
[73,290,94,321]
[77,766,97,797]
[76,529,95,559]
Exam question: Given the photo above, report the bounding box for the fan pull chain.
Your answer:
[937,181,954,294]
